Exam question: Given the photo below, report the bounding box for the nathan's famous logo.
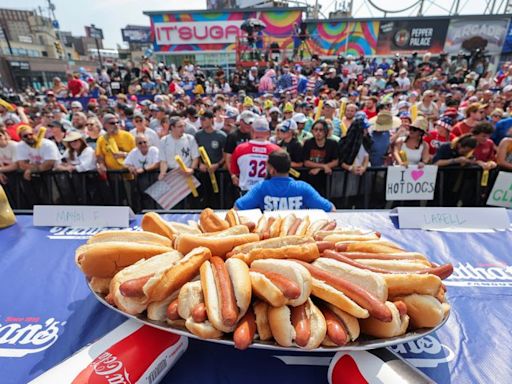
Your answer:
[390,335,455,368]
[47,226,142,240]
[445,262,512,288]
[0,317,65,357]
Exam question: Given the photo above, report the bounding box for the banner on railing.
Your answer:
[145,168,201,209]
[487,171,512,208]
[386,165,438,201]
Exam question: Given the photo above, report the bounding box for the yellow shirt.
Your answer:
[96,131,135,170]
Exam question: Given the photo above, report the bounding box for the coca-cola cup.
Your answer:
[29,320,188,384]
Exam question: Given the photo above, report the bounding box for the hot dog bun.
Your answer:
[141,212,201,239]
[383,273,442,297]
[355,259,431,271]
[336,241,405,253]
[89,277,111,294]
[146,247,211,302]
[198,225,249,237]
[312,258,388,302]
[322,233,380,243]
[392,294,450,329]
[360,301,409,338]
[228,235,314,257]
[174,233,260,258]
[200,257,251,333]
[268,298,326,349]
[199,208,230,233]
[76,241,173,278]
[253,301,273,341]
[321,303,360,346]
[177,280,223,339]
[233,242,320,265]
[110,251,183,314]
[87,230,173,247]
[250,259,312,307]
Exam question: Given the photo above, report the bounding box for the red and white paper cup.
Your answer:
[328,349,434,384]
[30,320,188,384]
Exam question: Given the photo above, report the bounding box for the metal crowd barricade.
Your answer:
[1,166,497,213]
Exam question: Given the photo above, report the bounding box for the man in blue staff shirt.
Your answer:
[234,150,335,212]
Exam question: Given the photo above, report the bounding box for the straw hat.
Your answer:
[369,111,401,132]
[63,131,87,147]
[410,116,429,133]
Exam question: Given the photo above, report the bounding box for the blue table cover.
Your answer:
[1,211,511,384]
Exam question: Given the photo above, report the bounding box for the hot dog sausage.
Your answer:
[191,302,208,323]
[288,218,302,236]
[290,303,311,347]
[119,274,153,297]
[250,268,301,299]
[293,260,392,322]
[166,298,180,320]
[211,257,239,327]
[321,221,337,231]
[393,300,407,316]
[323,250,453,280]
[262,217,275,240]
[319,304,348,346]
[316,241,335,253]
[233,308,256,350]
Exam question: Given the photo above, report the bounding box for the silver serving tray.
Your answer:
[90,284,449,352]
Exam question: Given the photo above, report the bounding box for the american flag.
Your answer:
[145,168,200,209]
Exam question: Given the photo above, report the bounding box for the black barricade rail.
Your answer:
[2,166,498,213]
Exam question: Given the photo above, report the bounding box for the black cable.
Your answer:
[366,0,422,14]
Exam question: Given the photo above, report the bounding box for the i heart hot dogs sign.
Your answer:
[386,165,438,201]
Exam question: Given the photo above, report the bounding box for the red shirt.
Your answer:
[362,108,377,119]
[68,79,83,97]
[473,139,495,162]
[451,121,472,137]
[6,124,21,141]
[424,130,455,155]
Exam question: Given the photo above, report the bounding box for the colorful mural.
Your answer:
[306,21,379,57]
[149,10,302,53]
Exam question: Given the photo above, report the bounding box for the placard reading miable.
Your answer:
[487,171,512,209]
[397,207,510,230]
[33,205,135,227]
[386,165,438,201]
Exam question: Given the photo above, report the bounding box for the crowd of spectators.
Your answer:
[1,50,512,209]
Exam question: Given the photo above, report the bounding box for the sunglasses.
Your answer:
[22,133,34,139]
[108,121,120,125]
[137,141,148,145]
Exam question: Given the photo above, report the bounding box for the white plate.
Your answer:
[90,284,449,352]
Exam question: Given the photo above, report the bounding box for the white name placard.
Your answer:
[397,207,510,230]
[487,171,512,209]
[386,165,438,201]
[33,205,135,228]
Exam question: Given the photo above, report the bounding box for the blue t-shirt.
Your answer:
[493,117,512,145]
[235,176,333,212]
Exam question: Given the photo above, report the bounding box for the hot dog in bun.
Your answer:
[249,259,312,307]
[200,257,252,333]
[141,212,201,239]
[268,298,326,349]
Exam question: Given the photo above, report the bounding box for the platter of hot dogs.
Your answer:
[77,209,452,351]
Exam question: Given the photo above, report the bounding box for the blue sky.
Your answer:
[0,0,484,49]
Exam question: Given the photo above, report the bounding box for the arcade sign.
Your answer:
[154,21,244,45]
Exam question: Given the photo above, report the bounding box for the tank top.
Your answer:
[506,141,512,163]
[401,140,425,165]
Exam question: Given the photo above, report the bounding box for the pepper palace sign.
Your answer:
[154,21,244,45]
